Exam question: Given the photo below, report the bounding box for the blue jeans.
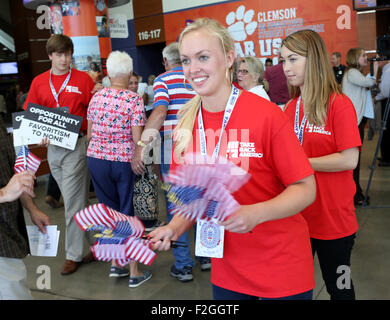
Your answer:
[160,134,194,269]
[212,284,313,300]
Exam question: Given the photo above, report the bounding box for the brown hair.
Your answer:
[332,51,341,59]
[46,34,74,56]
[345,47,365,70]
[281,29,341,126]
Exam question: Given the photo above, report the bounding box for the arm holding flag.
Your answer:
[149,215,194,252]
[0,171,36,202]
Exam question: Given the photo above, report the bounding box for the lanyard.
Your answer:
[294,96,307,145]
[198,85,239,158]
[49,68,72,108]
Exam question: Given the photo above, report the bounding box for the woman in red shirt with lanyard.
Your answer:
[149,18,317,300]
[282,30,361,300]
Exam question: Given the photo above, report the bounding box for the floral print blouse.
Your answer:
[87,88,146,162]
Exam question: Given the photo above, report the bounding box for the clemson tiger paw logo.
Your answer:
[226,5,257,41]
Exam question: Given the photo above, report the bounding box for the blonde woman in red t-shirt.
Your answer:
[281,30,361,300]
[149,18,317,300]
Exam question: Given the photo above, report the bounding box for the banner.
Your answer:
[163,0,357,65]
[17,103,83,150]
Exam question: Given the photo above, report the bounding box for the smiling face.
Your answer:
[357,50,368,69]
[280,45,307,90]
[128,74,139,93]
[179,28,234,99]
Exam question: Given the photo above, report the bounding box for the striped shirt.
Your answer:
[153,66,196,134]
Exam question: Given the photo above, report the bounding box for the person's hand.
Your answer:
[131,145,146,175]
[0,171,36,202]
[38,137,50,148]
[91,83,104,94]
[219,205,259,233]
[30,209,50,234]
[148,225,177,251]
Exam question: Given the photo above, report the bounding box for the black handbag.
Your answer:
[133,165,158,221]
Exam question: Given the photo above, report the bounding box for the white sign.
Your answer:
[108,14,129,38]
[17,103,83,150]
[26,225,60,257]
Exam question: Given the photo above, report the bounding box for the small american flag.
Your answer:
[14,145,41,174]
[164,153,249,222]
[75,203,155,266]
[74,203,145,238]
[124,237,157,266]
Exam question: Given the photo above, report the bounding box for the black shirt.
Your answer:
[333,64,347,84]
[0,117,29,258]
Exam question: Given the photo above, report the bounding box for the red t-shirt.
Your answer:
[171,91,315,298]
[23,69,95,133]
[284,94,361,240]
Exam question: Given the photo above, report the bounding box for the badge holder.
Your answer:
[195,218,224,258]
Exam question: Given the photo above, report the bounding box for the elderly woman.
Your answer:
[87,51,151,288]
[236,56,270,100]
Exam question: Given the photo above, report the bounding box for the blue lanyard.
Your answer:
[294,96,306,145]
[198,85,239,159]
[49,68,72,108]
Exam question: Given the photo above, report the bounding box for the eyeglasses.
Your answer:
[237,69,249,75]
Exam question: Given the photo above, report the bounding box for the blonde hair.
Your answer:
[240,56,265,86]
[173,18,235,159]
[281,29,341,126]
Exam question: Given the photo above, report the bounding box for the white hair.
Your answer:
[106,51,133,78]
[102,76,111,87]
[162,42,181,65]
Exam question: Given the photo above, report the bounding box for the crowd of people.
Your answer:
[0,17,389,300]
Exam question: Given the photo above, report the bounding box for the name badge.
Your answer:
[59,106,69,113]
[195,219,224,258]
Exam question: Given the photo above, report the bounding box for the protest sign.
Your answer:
[11,111,26,146]
[17,103,83,150]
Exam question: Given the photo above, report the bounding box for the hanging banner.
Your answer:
[163,0,357,65]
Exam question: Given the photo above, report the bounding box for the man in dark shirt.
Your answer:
[263,54,290,109]
[0,117,49,299]
[331,52,347,84]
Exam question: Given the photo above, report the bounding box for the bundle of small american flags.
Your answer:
[14,145,41,174]
[163,153,251,222]
[74,203,157,267]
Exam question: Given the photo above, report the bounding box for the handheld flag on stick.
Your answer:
[74,203,184,267]
[163,153,251,223]
[14,145,41,174]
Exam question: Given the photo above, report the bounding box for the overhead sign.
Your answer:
[163,0,357,65]
[16,103,83,150]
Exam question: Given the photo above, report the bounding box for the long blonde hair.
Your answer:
[173,18,235,159]
[281,30,341,126]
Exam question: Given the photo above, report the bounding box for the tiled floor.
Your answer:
[22,131,390,300]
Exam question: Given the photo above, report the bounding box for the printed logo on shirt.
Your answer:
[306,123,331,136]
[226,141,263,159]
[65,86,82,94]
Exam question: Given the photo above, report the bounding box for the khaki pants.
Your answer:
[0,257,33,300]
[48,136,90,262]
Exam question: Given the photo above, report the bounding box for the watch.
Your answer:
[137,140,147,147]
